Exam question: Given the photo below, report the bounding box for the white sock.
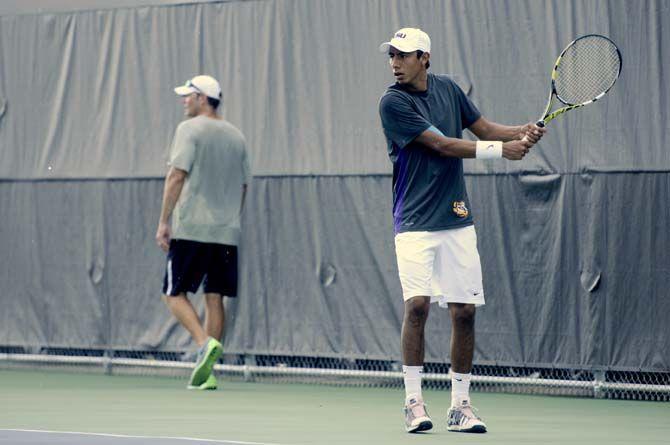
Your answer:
[403,365,423,401]
[451,371,471,406]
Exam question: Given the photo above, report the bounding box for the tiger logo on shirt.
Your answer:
[452,201,469,218]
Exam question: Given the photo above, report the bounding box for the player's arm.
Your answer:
[239,184,247,216]
[159,166,187,223]
[381,92,532,161]
[240,143,251,216]
[414,129,476,158]
[156,167,187,252]
[468,116,546,144]
[414,127,531,160]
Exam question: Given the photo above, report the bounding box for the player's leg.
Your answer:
[436,226,487,433]
[449,303,475,374]
[395,231,436,433]
[194,243,237,390]
[203,242,237,343]
[195,293,225,391]
[449,302,476,401]
[402,296,430,399]
[402,296,430,366]
[162,239,210,346]
[162,239,222,388]
[402,295,430,401]
[204,293,225,341]
[401,296,433,432]
[446,302,485,433]
[162,294,221,389]
[162,293,209,346]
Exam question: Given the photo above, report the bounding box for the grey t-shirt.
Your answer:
[169,115,250,246]
[379,74,481,233]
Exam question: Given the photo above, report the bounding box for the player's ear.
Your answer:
[422,52,430,69]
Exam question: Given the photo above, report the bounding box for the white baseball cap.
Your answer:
[174,75,222,100]
[379,27,431,53]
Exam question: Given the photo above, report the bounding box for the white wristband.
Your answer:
[476,141,503,159]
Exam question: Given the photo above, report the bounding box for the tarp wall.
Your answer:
[1,0,668,371]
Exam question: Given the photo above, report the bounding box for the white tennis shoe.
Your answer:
[446,399,487,433]
[403,396,433,433]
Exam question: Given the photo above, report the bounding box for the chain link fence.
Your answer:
[1,346,668,401]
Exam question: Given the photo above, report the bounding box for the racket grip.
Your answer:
[522,120,546,142]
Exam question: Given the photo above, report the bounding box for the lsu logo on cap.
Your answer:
[395,32,407,38]
[452,201,469,218]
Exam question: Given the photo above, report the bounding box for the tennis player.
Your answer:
[156,75,250,390]
[378,28,545,433]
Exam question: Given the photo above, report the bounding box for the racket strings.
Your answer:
[554,36,621,105]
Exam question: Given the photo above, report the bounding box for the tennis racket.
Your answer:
[525,34,622,138]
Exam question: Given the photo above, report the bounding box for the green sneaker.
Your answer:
[187,337,223,388]
[188,373,217,390]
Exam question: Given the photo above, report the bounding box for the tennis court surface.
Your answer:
[1,370,668,445]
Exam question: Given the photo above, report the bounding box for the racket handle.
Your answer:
[522,120,546,142]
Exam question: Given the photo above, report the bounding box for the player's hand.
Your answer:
[503,139,533,160]
[520,123,547,144]
[156,222,171,252]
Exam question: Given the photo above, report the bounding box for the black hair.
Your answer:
[206,96,221,110]
[416,50,430,70]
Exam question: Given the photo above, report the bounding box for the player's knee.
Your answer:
[405,298,430,321]
[204,294,223,310]
[452,304,476,326]
[204,293,222,302]
[162,293,185,304]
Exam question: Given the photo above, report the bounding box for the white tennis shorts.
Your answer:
[394,225,485,307]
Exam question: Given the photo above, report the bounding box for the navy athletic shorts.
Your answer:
[162,239,238,297]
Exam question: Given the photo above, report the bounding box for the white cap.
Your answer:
[379,27,431,53]
[174,75,222,100]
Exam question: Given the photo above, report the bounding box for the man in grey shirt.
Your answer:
[156,75,250,390]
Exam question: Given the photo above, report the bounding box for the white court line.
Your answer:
[0,429,285,445]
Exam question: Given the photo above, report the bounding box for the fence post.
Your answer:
[593,370,606,399]
[103,349,113,376]
[244,354,256,382]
